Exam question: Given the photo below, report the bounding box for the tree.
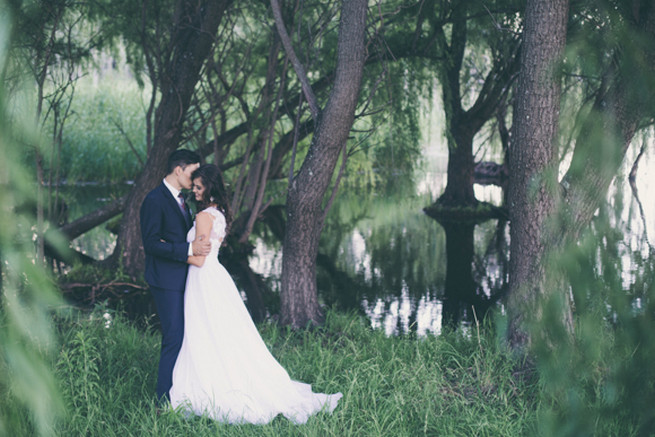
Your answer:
[506,0,655,350]
[505,0,569,350]
[275,0,368,327]
[10,0,101,264]
[431,0,520,208]
[559,0,655,242]
[112,0,233,277]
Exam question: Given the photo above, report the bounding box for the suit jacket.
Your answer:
[140,182,193,291]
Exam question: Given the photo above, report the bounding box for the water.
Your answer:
[246,152,510,336]
[66,140,655,336]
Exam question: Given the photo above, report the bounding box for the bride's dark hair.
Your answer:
[191,164,233,234]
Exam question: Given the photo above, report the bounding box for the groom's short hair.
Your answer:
[167,149,201,174]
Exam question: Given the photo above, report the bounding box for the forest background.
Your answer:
[1,0,655,435]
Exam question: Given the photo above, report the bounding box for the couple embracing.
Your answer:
[139,149,342,424]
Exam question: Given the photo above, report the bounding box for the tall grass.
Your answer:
[46,308,537,436]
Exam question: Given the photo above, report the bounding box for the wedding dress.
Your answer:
[169,207,342,424]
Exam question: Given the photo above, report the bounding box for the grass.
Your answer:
[38,307,538,436]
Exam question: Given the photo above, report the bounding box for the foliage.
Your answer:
[0,2,65,435]
[523,5,655,432]
[86,0,177,81]
[56,75,148,183]
[348,58,428,187]
[59,261,147,310]
[38,308,537,436]
[532,204,655,436]
[560,0,655,169]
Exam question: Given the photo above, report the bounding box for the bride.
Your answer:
[169,164,342,424]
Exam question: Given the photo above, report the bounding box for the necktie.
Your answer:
[178,192,190,222]
[177,192,186,212]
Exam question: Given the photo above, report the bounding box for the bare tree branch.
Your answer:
[270,0,319,119]
[111,119,145,166]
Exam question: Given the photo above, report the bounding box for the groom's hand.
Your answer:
[192,236,211,256]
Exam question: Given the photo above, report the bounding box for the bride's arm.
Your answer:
[188,212,212,267]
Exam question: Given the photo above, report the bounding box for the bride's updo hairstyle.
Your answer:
[191,164,233,233]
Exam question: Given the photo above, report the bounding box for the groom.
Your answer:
[140,149,211,404]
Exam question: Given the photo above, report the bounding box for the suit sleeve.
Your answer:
[140,194,190,263]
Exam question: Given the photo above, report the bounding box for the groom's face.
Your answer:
[176,162,200,190]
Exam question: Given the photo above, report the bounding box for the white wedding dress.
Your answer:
[169,207,342,424]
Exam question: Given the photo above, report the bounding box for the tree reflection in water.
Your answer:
[64,143,655,335]
[287,181,509,336]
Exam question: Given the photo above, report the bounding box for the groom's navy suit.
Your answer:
[140,181,193,403]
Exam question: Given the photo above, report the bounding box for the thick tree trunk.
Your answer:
[435,4,475,207]
[561,1,655,240]
[280,0,368,328]
[506,0,569,350]
[432,3,519,208]
[439,129,477,206]
[112,0,232,277]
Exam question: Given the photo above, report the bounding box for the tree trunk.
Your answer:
[112,0,232,277]
[506,0,569,351]
[279,0,368,328]
[439,129,477,206]
[435,3,476,207]
[432,3,520,208]
[561,3,655,241]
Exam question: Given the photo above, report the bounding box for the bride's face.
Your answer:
[192,178,206,202]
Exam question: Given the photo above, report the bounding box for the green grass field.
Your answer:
[5,301,653,436]
[42,308,537,436]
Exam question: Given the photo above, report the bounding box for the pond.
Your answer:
[65,142,655,336]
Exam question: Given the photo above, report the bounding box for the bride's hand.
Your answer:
[192,235,211,256]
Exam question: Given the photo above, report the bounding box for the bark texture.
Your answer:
[280,0,368,328]
[506,0,569,350]
[113,0,232,277]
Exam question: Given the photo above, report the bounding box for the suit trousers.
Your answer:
[150,285,185,404]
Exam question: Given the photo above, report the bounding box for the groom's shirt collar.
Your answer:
[162,178,182,201]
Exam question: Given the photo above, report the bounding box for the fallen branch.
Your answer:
[60,281,147,291]
[58,195,127,240]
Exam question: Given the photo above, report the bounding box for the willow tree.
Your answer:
[506,0,655,349]
[273,0,368,327]
[0,2,64,433]
[506,0,570,350]
[559,0,655,241]
[111,0,233,277]
[431,0,521,207]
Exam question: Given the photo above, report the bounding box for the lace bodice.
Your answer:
[186,207,226,256]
